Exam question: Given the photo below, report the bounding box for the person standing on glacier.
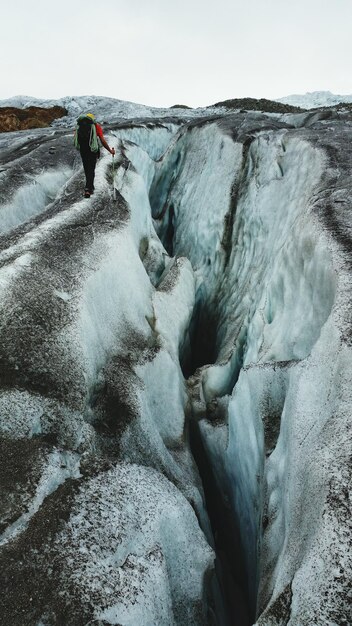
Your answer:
[74,113,115,198]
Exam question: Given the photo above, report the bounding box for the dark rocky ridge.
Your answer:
[170,104,193,109]
[211,97,305,113]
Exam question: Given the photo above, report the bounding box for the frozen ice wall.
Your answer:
[152,113,351,623]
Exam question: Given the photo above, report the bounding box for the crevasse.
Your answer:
[146,118,337,621]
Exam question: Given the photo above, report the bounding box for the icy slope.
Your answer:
[0,121,217,625]
[0,102,351,626]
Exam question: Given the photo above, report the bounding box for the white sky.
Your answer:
[1,0,352,107]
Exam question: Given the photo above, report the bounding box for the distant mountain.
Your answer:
[0,95,222,126]
[211,97,304,114]
[3,92,352,131]
[276,90,352,109]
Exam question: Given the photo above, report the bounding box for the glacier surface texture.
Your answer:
[0,96,351,626]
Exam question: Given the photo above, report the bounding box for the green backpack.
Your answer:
[74,115,100,152]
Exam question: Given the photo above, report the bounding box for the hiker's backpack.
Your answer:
[74,115,100,153]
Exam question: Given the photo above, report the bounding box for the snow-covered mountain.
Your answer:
[0,94,225,124]
[277,89,352,109]
[0,99,350,626]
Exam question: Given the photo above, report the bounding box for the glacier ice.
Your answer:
[0,167,73,235]
[0,448,80,547]
[57,464,214,626]
[0,100,350,626]
[150,112,350,622]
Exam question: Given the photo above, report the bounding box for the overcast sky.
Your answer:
[1,0,351,107]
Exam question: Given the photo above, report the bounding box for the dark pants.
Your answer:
[80,148,99,192]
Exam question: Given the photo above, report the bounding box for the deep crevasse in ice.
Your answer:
[0,108,350,626]
[150,115,350,624]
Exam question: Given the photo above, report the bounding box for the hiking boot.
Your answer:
[84,190,91,198]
